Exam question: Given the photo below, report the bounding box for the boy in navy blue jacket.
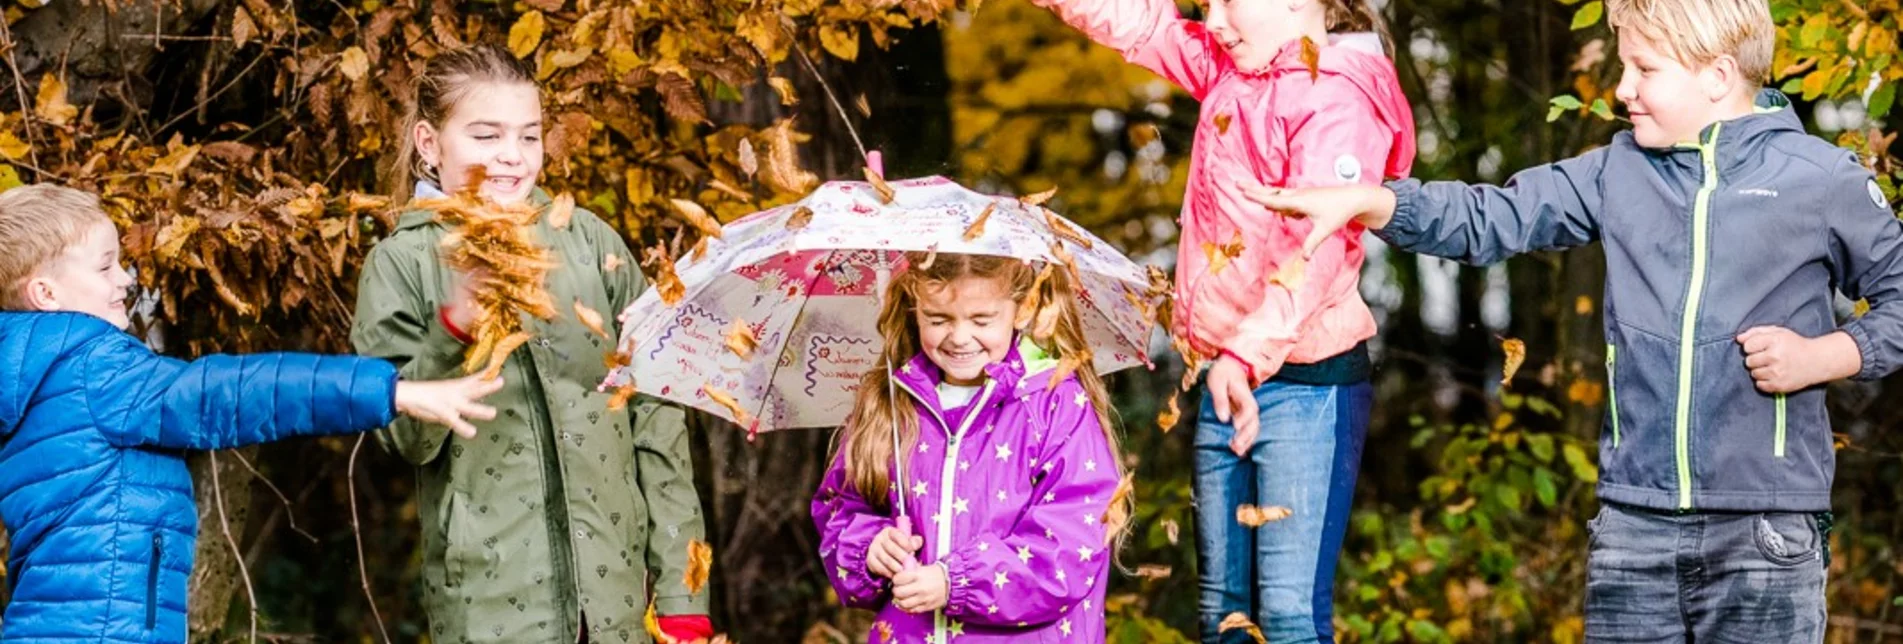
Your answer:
[1245,0,1901,641]
[0,184,501,643]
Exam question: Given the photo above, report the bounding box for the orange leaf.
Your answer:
[690,237,711,262]
[479,332,533,381]
[1219,612,1269,644]
[574,299,610,340]
[854,93,871,117]
[963,203,994,241]
[684,539,713,595]
[607,384,637,411]
[1502,338,1527,387]
[872,621,894,643]
[1236,504,1293,528]
[702,385,752,425]
[604,349,632,371]
[1202,231,1244,275]
[864,166,895,204]
[1020,186,1058,206]
[1300,36,1321,81]
[785,205,815,230]
[1133,564,1172,580]
[645,246,686,306]
[1157,394,1181,433]
[1214,113,1232,135]
[1043,208,1094,249]
[724,319,758,358]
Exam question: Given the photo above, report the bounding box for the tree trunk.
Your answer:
[185,448,258,641]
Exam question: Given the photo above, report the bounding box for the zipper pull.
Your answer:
[535,337,572,361]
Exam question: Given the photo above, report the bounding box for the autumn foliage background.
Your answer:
[0,0,1899,641]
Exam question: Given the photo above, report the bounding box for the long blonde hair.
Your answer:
[836,252,1130,542]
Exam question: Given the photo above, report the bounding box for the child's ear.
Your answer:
[20,276,60,312]
[413,121,441,168]
[1703,55,1744,102]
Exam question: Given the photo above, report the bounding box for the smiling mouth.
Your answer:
[485,176,524,191]
[942,348,985,362]
[1220,37,1242,52]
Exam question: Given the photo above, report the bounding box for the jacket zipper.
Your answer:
[518,351,587,635]
[146,533,162,630]
[1774,393,1788,458]
[891,376,996,643]
[1606,344,1620,449]
[1672,122,1723,510]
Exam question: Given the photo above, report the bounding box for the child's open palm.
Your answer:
[394,374,504,438]
[1240,182,1397,257]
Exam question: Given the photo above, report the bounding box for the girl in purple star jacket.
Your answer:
[812,251,1131,643]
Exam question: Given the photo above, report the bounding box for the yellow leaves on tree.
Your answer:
[1236,504,1293,527]
[34,73,77,126]
[508,10,546,59]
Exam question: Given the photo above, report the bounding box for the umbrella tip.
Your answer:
[866,150,884,179]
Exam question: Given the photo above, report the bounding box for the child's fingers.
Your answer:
[446,416,478,439]
[1743,353,1774,369]
[1302,228,1331,259]
[470,375,506,395]
[461,402,498,421]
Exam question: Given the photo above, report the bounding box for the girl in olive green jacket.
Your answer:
[350,44,712,644]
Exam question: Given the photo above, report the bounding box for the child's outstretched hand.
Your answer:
[866,525,924,579]
[891,563,949,614]
[1239,182,1397,258]
[1208,354,1260,456]
[394,374,505,439]
[1736,327,1861,394]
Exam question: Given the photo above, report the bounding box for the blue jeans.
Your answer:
[1194,379,1372,644]
[1585,502,1828,643]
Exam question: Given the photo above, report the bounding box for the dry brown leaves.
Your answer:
[425,168,560,376]
[684,539,713,595]
[1236,504,1294,527]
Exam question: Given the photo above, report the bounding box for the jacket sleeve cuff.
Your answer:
[1374,179,1424,247]
[655,615,715,640]
[652,593,710,617]
[1842,321,1889,381]
[437,305,476,345]
[937,536,994,620]
[835,519,894,594]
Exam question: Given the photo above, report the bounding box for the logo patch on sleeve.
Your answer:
[1871,179,1892,211]
[1333,154,1362,183]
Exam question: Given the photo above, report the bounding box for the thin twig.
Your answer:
[347,435,394,644]
[228,449,319,544]
[208,452,261,643]
[783,25,868,162]
[0,18,40,166]
[153,52,270,137]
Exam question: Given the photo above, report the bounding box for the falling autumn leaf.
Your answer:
[684,539,713,595]
[1300,36,1321,81]
[768,77,798,105]
[1269,255,1306,290]
[785,205,815,230]
[873,621,895,643]
[703,385,752,425]
[690,236,711,262]
[1043,209,1094,249]
[737,138,758,179]
[1163,518,1180,545]
[853,93,871,117]
[1020,186,1058,206]
[478,332,534,381]
[963,203,994,241]
[1133,565,1172,580]
[1236,504,1294,528]
[607,384,637,411]
[1575,295,1594,315]
[604,349,632,371]
[864,166,895,204]
[1214,113,1232,135]
[546,193,575,229]
[1101,472,1136,545]
[669,199,724,239]
[1502,338,1527,387]
[725,318,758,358]
[1220,612,1269,644]
[644,246,687,306]
[919,244,939,270]
[1202,231,1244,276]
[602,253,624,272]
[574,299,610,340]
[1157,394,1181,433]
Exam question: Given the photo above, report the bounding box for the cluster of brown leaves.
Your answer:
[421,168,560,378]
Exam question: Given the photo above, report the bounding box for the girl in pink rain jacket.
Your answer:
[1031,0,1415,641]
[813,253,1128,643]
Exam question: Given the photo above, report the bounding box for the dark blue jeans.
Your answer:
[1194,380,1372,644]
[1585,502,1828,643]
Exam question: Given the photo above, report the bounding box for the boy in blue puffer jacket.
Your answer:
[0,184,502,643]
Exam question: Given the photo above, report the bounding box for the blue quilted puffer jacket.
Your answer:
[0,312,398,643]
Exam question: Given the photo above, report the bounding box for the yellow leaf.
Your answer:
[546,47,592,71]
[546,192,575,229]
[1854,298,1871,318]
[1236,504,1293,527]
[602,253,624,272]
[768,77,798,106]
[737,138,758,179]
[1219,612,1269,644]
[479,332,533,381]
[574,299,610,340]
[702,384,752,426]
[1133,564,1171,579]
[1020,186,1058,206]
[645,246,686,306]
[508,11,547,59]
[684,539,713,595]
[819,23,859,61]
[154,216,201,261]
[669,199,724,239]
[151,141,201,177]
[607,384,637,411]
[231,5,257,49]
[1214,113,1231,135]
[607,48,644,76]
[0,131,30,160]
[785,206,814,231]
[1269,255,1306,290]
[724,318,758,358]
[0,165,21,193]
[864,166,895,203]
[1202,231,1244,275]
[1300,36,1321,81]
[963,203,994,241]
[1575,295,1594,315]
[34,73,77,126]
[1502,338,1527,387]
[339,46,369,81]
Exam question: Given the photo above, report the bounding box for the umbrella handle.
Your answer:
[866,150,884,179]
[895,515,920,571]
